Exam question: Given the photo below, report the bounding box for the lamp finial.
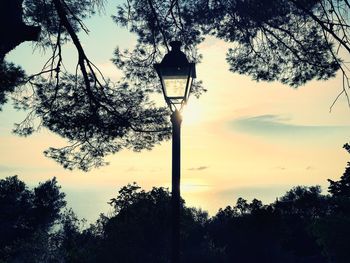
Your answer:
[169,41,182,51]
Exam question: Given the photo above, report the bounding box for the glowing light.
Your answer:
[182,101,203,125]
[163,76,188,97]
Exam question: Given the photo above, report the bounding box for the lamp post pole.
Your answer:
[171,109,182,263]
[154,40,196,263]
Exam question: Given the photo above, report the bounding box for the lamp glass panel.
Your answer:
[163,75,188,98]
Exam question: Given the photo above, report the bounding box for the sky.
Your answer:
[1,1,350,222]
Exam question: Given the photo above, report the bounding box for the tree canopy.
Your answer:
[0,176,66,262]
[1,0,350,170]
[1,143,350,261]
[2,158,350,263]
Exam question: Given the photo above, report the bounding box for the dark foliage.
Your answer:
[328,143,350,198]
[220,1,337,86]
[31,75,171,171]
[97,183,211,262]
[2,0,349,170]
[2,158,350,263]
[0,0,177,170]
[0,0,40,62]
[0,62,25,111]
[0,176,66,262]
[309,144,350,263]
[115,0,340,88]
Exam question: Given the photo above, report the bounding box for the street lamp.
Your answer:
[154,41,196,263]
[154,41,196,110]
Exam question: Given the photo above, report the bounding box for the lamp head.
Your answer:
[154,41,196,110]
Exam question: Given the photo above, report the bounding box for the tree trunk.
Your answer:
[0,0,40,62]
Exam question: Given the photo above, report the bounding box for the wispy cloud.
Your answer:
[306,166,315,170]
[0,165,17,173]
[125,166,138,172]
[274,166,286,171]
[188,166,209,171]
[230,114,350,139]
[272,165,315,171]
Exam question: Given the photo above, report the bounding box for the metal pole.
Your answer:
[171,109,182,263]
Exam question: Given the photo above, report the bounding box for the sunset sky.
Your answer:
[1,1,350,222]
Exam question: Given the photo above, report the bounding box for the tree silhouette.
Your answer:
[273,186,329,262]
[208,198,300,263]
[328,143,350,198]
[311,215,350,263]
[0,59,26,111]
[0,176,66,262]
[0,0,176,171]
[114,0,344,93]
[96,183,212,262]
[53,209,100,263]
[1,175,350,262]
[0,0,40,62]
[311,144,350,263]
[2,1,350,170]
[0,0,99,111]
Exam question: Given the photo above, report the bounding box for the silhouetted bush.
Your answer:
[2,143,350,262]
